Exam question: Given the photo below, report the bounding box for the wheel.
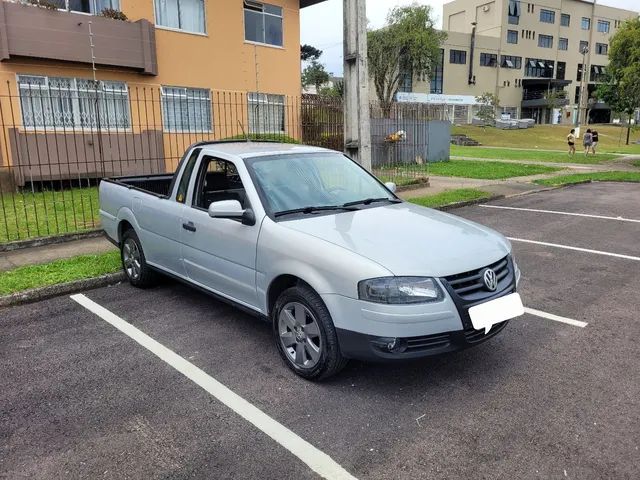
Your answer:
[120,228,156,288]
[272,284,348,380]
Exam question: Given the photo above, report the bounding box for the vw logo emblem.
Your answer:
[483,268,498,291]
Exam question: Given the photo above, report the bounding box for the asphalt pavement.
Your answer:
[2,182,639,479]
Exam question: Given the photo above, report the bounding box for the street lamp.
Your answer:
[577,45,589,136]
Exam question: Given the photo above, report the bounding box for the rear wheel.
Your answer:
[273,284,347,380]
[120,229,156,288]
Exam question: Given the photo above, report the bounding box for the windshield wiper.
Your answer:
[342,197,402,207]
[274,205,359,218]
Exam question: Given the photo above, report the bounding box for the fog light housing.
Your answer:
[373,337,407,353]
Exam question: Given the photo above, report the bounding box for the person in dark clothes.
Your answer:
[583,129,593,156]
[591,129,599,154]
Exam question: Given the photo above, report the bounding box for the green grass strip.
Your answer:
[632,160,640,168]
[451,146,619,164]
[427,160,560,179]
[0,251,121,296]
[408,188,492,208]
[534,171,640,187]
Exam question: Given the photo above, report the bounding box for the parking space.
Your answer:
[2,182,639,479]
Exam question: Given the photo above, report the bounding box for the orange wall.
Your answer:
[0,0,302,96]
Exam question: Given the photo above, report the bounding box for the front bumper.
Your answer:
[325,256,519,361]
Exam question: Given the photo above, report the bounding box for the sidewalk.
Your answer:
[0,236,115,272]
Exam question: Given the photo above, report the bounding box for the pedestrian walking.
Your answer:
[591,129,599,154]
[583,129,593,156]
[567,128,576,156]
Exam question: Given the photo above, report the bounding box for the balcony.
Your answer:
[0,1,157,75]
[521,90,570,108]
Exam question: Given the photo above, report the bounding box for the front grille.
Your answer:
[444,256,510,300]
[405,332,451,352]
[463,321,508,343]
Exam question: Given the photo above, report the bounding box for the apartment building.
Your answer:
[0,0,324,185]
[403,0,637,124]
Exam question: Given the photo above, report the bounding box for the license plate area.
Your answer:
[468,293,524,334]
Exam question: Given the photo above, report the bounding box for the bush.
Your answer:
[29,0,60,10]
[222,133,300,144]
[100,8,128,21]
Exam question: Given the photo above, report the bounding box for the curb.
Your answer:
[435,194,506,211]
[0,271,126,308]
[0,229,103,253]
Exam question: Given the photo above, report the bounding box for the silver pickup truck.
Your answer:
[100,141,523,380]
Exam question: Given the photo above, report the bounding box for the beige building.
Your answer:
[405,0,637,124]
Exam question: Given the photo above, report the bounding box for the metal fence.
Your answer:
[0,82,448,244]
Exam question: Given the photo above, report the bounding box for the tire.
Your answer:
[272,284,348,380]
[120,228,156,288]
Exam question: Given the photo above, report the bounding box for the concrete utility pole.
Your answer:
[343,0,371,170]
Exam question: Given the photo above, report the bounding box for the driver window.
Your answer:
[193,157,248,210]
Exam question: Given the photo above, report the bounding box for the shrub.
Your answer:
[29,0,60,10]
[100,8,128,21]
[222,133,300,144]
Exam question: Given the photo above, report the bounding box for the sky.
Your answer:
[300,0,639,76]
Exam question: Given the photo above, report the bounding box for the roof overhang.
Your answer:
[300,0,327,8]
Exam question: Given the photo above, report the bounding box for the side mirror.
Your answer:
[384,182,397,193]
[208,200,255,226]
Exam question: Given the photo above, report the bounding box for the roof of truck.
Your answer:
[199,141,333,159]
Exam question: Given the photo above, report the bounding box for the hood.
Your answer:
[279,202,510,277]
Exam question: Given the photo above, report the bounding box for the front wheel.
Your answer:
[272,284,348,380]
[120,229,156,288]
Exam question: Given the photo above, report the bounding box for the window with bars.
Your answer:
[397,69,413,93]
[449,49,467,64]
[597,20,610,33]
[561,13,570,27]
[17,75,130,129]
[161,86,211,132]
[559,37,568,50]
[244,1,283,47]
[430,49,444,94]
[154,0,206,34]
[248,93,285,133]
[28,0,120,14]
[539,9,555,24]
[538,34,553,48]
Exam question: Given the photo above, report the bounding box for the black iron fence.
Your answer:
[0,81,448,244]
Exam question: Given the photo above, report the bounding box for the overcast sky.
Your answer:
[300,0,639,76]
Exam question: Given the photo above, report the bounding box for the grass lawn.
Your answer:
[451,145,619,164]
[427,160,560,179]
[0,187,99,243]
[633,160,640,168]
[452,124,640,154]
[0,251,121,296]
[408,188,492,208]
[534,171,640,187]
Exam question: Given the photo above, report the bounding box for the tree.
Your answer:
[319,79,344,98]
[301,44,322,62]
[368,4,446,117]
[302,60,330,91]
[596,18,640,144]
[475,92,500,125]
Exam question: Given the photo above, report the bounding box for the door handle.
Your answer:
[182,221,196,232]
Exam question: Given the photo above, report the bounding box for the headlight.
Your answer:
[358,277,444,304]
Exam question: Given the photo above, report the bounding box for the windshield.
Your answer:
[245,152,395,216]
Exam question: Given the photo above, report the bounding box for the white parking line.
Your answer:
[70,294,357,480]
[480,204,640,223]
[507,237,640,262]
[524,307,588,328]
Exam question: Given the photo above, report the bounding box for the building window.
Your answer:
[581,17,591,30]
[32,0,120,14]
[590,65,607,82]
[449,49,467,64]
[596,43,608,55]
[508,0,520,25]
[560,13,570,27]
[539,9,555,24]
[557,61,566,80]
[559,37,568,50]
[507,30,518,44]
[17,75,130,129]
[525,58,554,78]
[244,1,283,47]
[161,86,211,132]
[248,93,285,133]
[480,52,497,67]
[501,55,522,69]
[579,40,589,53]
[430,49,444,94]
[597,20,610,33]
[538,34,553,48]
[577,64,583,82]
[397,68,413,93]
[155,0,206,34]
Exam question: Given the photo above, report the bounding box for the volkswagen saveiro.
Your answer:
[99,141,524,380]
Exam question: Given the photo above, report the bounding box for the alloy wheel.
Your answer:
[278,301,322,369]
[122,238,142,280]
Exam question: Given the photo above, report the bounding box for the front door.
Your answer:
[180,155,260,309]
